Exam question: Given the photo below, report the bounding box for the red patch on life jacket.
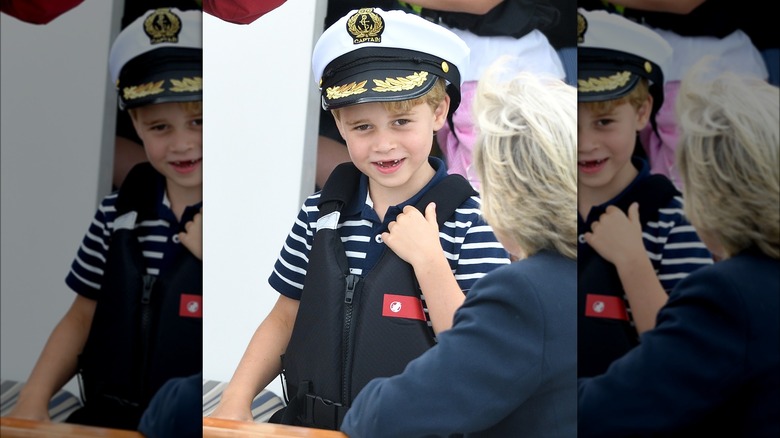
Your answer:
[179,294,202,318]
[584,294,629,321]
[382,294,425,321]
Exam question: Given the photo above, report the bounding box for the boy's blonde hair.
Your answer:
[581,78,650,114]
[472,61,577,260]
[676,65,780,259]
[331,78,447,121]
[128,100,203,120]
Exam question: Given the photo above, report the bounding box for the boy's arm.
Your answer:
[210,294,299,422]
[8,294,96,421]
[382,203,465,334]
[584,203,668,333]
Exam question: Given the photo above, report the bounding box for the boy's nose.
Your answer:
[577,130,595,153]
[170,131,199,152]
[373,130,397,153]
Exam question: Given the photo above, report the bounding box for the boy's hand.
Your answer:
[178,208,202,260]
[6,400,51,423]
[208,402,254,423]
[584,202,646,267]
[382,203,441,267]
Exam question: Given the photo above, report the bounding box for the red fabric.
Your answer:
[0,0,84,24]
[382,294,426,322]
[584,294,629,321]
[179,294,203,318]
[203,0,286,25]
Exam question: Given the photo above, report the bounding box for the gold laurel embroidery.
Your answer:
[372,71,428,93]
[123,80,165,100]
[170,77,202,92]
[578,71,631,92]
[326,80,368,100]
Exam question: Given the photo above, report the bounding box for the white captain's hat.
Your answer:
[577,8,672,110]
[311,8,470,117]
[109,8,202,110]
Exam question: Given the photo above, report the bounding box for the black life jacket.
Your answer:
[577,174,679,378]
[276,162,476,430]
[74,163,202,429]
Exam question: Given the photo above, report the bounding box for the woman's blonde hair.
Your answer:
[676,63,780,259]
[472,58,577,260]
[331,78,447,120]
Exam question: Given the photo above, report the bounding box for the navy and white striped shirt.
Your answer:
[269,158,511,301]
[65,180,202,300]
[578,158,713,293]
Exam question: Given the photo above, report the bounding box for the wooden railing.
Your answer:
[0,417,144,437]
[1,416,349,437]
[203,417,348,437]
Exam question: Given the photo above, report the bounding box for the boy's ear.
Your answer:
[433,95,451,131]
[636,95,653,130]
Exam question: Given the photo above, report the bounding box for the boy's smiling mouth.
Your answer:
[373,158,405,174]
[170,158,202,173]
[578,158,608,173]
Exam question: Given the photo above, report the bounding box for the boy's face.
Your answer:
[131,102,203,197]
[577,98,651,196]
[334,97,448,196]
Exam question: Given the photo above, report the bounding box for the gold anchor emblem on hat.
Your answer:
[144,8,182,44]
[347,8,384,44]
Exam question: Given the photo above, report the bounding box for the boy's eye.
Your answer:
[191,118,203,127]
[595,119,614,127]
[150,124,168,131]
[394,119,410,126]
[354,124,371,131]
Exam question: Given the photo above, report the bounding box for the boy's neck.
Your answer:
[578,161,638,218]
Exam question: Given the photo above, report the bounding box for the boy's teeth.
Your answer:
[378,159,400,167]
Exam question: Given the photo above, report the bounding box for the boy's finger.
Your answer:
[628,202,640,224]
[425,202,437,225]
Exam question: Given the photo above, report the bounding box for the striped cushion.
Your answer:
[0,380,82,422]
[1,379,285,424]
[202,380,284,423]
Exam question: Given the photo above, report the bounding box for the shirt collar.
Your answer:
[342,156,448,218]
[157,179,203,226]
[580,157,650,225]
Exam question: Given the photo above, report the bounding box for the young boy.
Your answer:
[576,9,712,378]
[579,65,780,438]
[211,7,510,430]
[7,7,203,430]
[341,64,578,437]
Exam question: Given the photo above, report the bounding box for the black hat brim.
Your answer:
[322,68,438,110]
[319,47,460,115]
[577,67,642,102]
[118,47,202,110]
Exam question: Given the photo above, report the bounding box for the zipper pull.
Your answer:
[142,275,156,304]
[344,274,359,304]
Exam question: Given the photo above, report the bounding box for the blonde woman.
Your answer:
[579,67,780,437]
[341,63,578,437]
